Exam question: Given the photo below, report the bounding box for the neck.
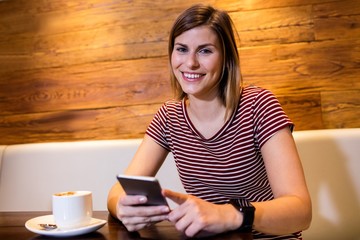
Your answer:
[186,95,226,122]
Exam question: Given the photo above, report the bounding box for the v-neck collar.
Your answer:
[181,98,236,142]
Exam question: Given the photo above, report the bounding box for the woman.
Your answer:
[108,4,311,239]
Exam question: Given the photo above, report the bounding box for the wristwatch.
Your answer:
[230,198,255,232]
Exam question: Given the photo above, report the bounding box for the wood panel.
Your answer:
[314,0,360,40]
[240,38,360,93]
[278,93,324,130]
[214,0,340,11]
[0,57,171,115]
[0,104,162,144]
[0,0,359,145]
[321,90,360,128]
[230,5,315,47]
[2,37,358,115]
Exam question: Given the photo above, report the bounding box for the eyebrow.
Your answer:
[174,42,216,48]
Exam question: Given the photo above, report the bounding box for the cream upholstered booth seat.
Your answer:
[0,139,184,211]
[293,128,360,239]
[0,128,359,239]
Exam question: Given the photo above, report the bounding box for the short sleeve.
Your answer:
[253,89,294,149]
[146,103,171,151]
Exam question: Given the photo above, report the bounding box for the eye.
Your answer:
[175,46,188,53]
[199,48,213,54]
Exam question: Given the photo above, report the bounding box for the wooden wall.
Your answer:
[0,0,359,145]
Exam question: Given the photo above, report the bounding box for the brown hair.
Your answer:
[168,4,243,118]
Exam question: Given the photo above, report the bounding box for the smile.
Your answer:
[183,72,204,79]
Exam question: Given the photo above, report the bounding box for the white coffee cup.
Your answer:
[52,191,93,229]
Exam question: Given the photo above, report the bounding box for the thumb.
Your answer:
[162,189,188,205]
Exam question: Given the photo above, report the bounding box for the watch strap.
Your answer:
[230,198,255,232]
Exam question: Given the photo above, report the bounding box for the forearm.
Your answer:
[253,128,312,234]
[107,183,122,218]
[107,135,168,218]
[252,195,312,235]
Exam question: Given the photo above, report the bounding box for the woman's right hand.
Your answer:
[116,193,170,232]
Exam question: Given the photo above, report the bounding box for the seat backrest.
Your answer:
[293,128,360,239]
[0,139,184,211]
[1,129,359,239]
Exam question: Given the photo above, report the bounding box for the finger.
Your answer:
[162,189,188,204]
[124,222,148,232]
[119,194,147,206]
[172,212,201,238]
[184,222,202,238]
[121,213,169,232]
[121,214,169,226]
[172,214,202,238]
[118,205,170,219]
[125,220,160,232]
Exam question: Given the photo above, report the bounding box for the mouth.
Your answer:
[182,72,205,81]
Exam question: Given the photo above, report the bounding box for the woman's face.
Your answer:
[171,26,224,100]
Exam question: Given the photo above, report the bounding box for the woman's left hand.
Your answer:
[163,189,242,238]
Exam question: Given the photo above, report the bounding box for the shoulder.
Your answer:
[154,99,183,119]
[240,85,276,105]
[163,99,182,108]
[242,85,273,97]
[158,99,183,114]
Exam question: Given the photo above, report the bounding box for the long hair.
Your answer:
[168,4,243,118]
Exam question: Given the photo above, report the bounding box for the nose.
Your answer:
[186,52,200,69]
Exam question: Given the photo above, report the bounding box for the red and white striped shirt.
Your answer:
[146,86,300,239]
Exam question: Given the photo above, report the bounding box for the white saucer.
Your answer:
[25,215,107,237]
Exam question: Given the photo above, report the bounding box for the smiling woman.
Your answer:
[107,4,311,239]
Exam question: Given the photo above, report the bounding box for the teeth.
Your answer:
[184,73,202,79]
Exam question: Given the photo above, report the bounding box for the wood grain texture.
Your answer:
[321,90,360,128]
[0,0,359,145]
[0,104,162,143]
[0,57,171,115]
[278,93,324,130]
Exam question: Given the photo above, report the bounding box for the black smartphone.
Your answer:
[116,174,169,206]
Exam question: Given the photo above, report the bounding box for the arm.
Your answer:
[251,127,312,234]
[107,134,170,221]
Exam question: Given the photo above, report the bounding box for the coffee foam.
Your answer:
[54,191,76,197]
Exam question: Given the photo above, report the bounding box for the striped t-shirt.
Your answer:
[146,86,301,239]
